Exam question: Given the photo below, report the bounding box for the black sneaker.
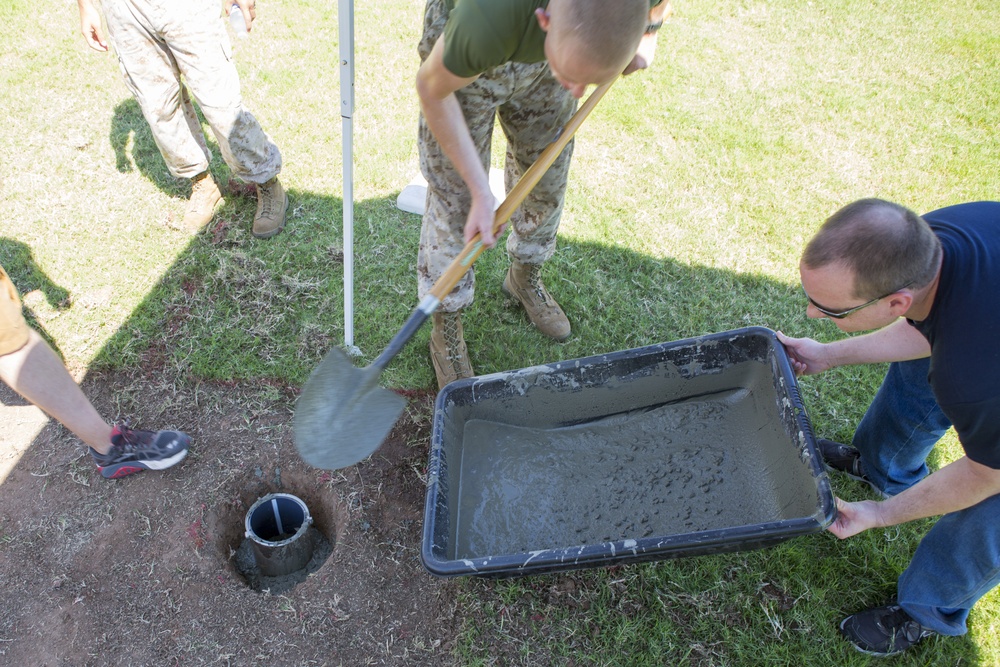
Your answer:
[90,422,190,479]
[817,438,887,498]
[840,604,936,656]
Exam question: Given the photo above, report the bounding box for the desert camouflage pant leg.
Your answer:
[416,0,577,311]
[0,266,29,357]
[103,0,281,183]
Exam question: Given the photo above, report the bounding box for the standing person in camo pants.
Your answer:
[416,0,670,389]
[77,0,288,238]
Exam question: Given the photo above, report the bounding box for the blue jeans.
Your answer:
[852,358,1000,635]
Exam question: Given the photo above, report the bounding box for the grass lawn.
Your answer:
[2,0,999,664]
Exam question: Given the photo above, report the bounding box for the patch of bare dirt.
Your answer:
[0,375,459,666]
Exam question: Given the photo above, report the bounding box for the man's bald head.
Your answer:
[803,198,942,300]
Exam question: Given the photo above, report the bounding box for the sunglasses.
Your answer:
[805,282,913,319]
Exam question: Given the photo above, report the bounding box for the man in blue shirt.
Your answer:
[778,199,1000,656]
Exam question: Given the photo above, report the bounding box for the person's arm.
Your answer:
[416,38,499,247]
[828,455,1000,538]
[623,0,672,75]
[231,0,257,33]
[776,318,931,376]
[77,0,108,52]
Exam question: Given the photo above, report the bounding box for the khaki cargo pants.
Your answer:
[0,266,29,357]
[102,0,281,183]
[416,0,578,312]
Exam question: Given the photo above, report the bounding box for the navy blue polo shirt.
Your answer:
[908,201,1000,468]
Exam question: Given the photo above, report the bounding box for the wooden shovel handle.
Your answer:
[429,79,615,302]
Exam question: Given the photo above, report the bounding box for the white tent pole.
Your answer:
[339,0,356,349]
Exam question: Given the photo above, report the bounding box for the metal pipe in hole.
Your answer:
[245,493,315,577]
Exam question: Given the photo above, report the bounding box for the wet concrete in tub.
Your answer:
[453,377,816,560]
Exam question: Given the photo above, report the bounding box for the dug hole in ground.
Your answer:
[0,374,459,666]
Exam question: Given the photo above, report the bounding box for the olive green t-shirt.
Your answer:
[442,0,549,78]
[441,0,662,78]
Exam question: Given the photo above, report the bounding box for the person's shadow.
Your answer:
[0,239,71,311]
[0,238,72,406]
[110,97,236,200]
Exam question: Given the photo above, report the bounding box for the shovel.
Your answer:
[294,80,615,470]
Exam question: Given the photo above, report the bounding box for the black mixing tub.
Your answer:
[420,326,836,578]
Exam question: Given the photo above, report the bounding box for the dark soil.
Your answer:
[0,374,460,666]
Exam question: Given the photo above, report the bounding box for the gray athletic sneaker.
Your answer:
[90,421,190,479]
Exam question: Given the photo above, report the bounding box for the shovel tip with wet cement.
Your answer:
[293,349,407,470]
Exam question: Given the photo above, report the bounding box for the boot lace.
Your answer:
[191,176,216,202]
[258,180,278,217]
[113,420,142,448]
[441,313,465,369]
[525,264,552,305]
[878,606,930,644]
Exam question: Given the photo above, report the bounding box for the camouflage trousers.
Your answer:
[102,0,281,183]
[0,266,29,357]
[416,0,578,312]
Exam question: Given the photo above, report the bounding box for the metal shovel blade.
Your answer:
[293,348,406,470]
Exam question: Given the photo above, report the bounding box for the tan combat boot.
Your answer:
[253,176,288,238]
[182,171,222,231]
[502,261,571,341]
[429,310,474,390]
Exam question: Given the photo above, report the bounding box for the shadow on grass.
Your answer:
[109,97,241,202]
[110,98,185,196]
[0,237,71,376]
[0,238,72,310]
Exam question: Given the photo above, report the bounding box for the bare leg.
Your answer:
[0,330,112,453]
